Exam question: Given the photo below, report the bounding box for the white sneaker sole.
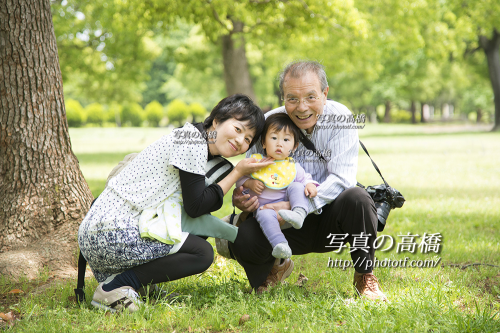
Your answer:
[91,300,118,313]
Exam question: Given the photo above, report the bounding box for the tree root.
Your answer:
[0,234,79,281]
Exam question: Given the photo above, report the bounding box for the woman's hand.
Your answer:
[235,157,274,177]
[305,183,318,198]
[243,179,265,195]
[219,158,274,197]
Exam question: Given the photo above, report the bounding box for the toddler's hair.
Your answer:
[261,113,301,148]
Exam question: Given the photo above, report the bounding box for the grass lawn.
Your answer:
[1,124,499,332]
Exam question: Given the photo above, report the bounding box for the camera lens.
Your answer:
[375,201,391,232]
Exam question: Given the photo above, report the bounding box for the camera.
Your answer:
[365,184,405,232]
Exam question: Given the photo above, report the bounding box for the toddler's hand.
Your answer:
[305,183,318,198]
[245,179,265,195]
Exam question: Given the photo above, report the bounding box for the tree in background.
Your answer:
[326,0,462,124]
[0,0,93,279]
[65,99,86,127]
[51,0,160,105]
[85,102,105,126]
[150,0,367,103]
[459,70,494,123]
[189,102,207,124]
[450,0,500,130]
[154,23,227,109]
[121,103,144,127]
[52,0,499,126]
[167,99,189,126]
[145,101,164,127]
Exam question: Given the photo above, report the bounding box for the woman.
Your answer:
[78,94,272,312]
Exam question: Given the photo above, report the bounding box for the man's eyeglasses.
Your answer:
[284,95,322,106]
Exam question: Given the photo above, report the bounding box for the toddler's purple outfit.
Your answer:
[236,158,318,248]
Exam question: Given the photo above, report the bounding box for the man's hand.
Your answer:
[232,186,259,212]
[305,183,318,198]
[260,201,291,225]
[243,179,265,195]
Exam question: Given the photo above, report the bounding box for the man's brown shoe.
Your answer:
[353,271,388,301]
[256,258,294,293]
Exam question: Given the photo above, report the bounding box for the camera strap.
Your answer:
[298,132,389,188]
[358,140,390,188]
[298,131,327,162]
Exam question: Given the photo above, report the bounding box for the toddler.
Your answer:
[236,113,318,258]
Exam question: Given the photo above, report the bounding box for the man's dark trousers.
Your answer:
[229,187,378,289]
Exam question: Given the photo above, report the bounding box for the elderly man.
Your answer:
[230,60,386,301]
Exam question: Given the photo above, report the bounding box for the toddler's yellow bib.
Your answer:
[250,154,296,189]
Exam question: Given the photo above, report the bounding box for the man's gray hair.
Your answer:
[278,60,329,98]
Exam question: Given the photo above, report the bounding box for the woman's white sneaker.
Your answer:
[91,283,142,312]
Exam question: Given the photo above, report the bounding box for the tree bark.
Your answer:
[410,100,417,124]
[0,0,93,277]
[479,29,500,131]
[221,20,257,104]
[384,100,391,123]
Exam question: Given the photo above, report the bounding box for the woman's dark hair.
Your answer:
[261,113,301,148]
[203,94,265,148]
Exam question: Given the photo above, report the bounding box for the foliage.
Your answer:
[121,103,144,127]
[390,109,413,124]
[189,102,207,123]
[65,99,85,127]
[51,0,161,104]
[167,99,189,126]
[145,101,164,127]
[85,102,105,126]
[51,0,500,124]
[106,102,122,125]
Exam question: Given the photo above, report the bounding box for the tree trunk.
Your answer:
[479,29,500,131]
[384,101,391,123]
[221,20,257,104]
[0,0,93,279]
[420,102,427,123]
[410,100,417,124]
[477,108,483,123]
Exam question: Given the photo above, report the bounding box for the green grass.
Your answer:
[2,124,499,332]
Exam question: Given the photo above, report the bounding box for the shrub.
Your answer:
[167,99,189,126]
[107,103,122,126]
[145,101,164,127]
[391,109,412,123]
[85,103,105,126]
[189,102,207,123]
[121,103,144,127]
[65,99,85,127]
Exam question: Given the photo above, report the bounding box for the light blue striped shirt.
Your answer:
[247,100,359,214]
